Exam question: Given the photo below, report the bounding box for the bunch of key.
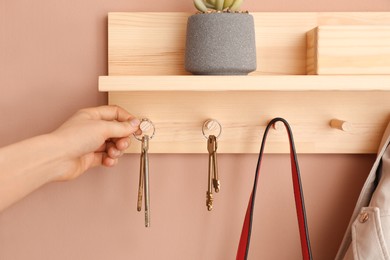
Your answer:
[134,118,221,224]
[203,119,222,211]
[137,135,150,227]
[206,135,220,211]
[134,119,155,227]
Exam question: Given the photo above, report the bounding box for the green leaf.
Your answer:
[229,0,243,11]
[194,0,208,12]
[215,0,224,10]
[205,2,215,9]
[223,0,234,8]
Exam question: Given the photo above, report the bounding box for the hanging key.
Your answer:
[210,135,220,193]
[206,135,220,211]
[137,135,150,227]
[134,118,155,227]
[137,144,144,212]
[143,135,150,228]
[206,145,213,211]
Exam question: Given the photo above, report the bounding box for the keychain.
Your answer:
[134,118,155,227]
[202,119,222,211]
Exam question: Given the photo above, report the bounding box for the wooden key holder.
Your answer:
[99,12,390,154]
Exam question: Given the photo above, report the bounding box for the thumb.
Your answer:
[103,118,140,139]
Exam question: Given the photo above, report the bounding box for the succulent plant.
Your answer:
[193,0,244,13]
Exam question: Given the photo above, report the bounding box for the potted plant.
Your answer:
[185,0,257,75]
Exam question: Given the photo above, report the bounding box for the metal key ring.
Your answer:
[133,118,156,141]
[202,119,222,140]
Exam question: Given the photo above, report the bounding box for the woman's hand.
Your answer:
[51,105,140,181]
[0,105,141,212]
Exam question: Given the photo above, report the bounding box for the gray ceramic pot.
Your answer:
[185,13,257,75]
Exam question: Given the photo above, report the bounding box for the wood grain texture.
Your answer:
[103,12,390,153]
[306,27,318,75]
[99,75,390,91]
[108,12,390,76]
[109,91,390,154]
[307,26,390,75]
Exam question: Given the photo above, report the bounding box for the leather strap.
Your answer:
[236,118,312,260]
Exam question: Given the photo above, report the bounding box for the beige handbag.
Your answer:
[336,121,390,260]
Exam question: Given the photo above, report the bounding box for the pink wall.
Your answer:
[1,0,389,259]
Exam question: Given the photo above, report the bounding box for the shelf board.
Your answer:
[99,75,390,92]
[106,90,390,154]
[100,12,390,154]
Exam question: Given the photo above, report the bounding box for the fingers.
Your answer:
[113,137,131,150]
[101,137,130,163]
[77,105,140,144]
[107,142,123,158]
[103,154,118,167]
[93,133,132,169]
[102,119,140,140]
[91,152,119,168]
[89,106,141,139]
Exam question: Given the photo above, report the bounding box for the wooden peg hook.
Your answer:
[205,119,219,131]
[202,119,222,139]
[140,120,152,132]
[330,119,352,132]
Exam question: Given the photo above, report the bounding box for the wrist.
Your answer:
[28,133,66,183]
[38,133,72,182]
[7,133,68,183]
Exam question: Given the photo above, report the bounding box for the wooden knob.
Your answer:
[140,120,152,132]
[330,119,352,132]
[205,119,219,131]
[202,119,222,139]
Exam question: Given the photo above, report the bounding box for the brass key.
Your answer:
[143,135,150,228]
[137,147,144,212]
[207,135,220,211]
[137,135,150,227]
[210,136,220,193]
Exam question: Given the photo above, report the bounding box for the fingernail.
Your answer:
[130,118,140,127]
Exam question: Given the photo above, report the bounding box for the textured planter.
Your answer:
[185,13,257,75]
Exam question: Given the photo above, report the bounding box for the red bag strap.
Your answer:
[236,118,312,260]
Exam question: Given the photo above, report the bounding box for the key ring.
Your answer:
[202,119,222,140]
[133,118,156,141]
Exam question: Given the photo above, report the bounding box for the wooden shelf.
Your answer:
[99,75,390,92]
[99,12,390,154]
[104,88,390,154]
